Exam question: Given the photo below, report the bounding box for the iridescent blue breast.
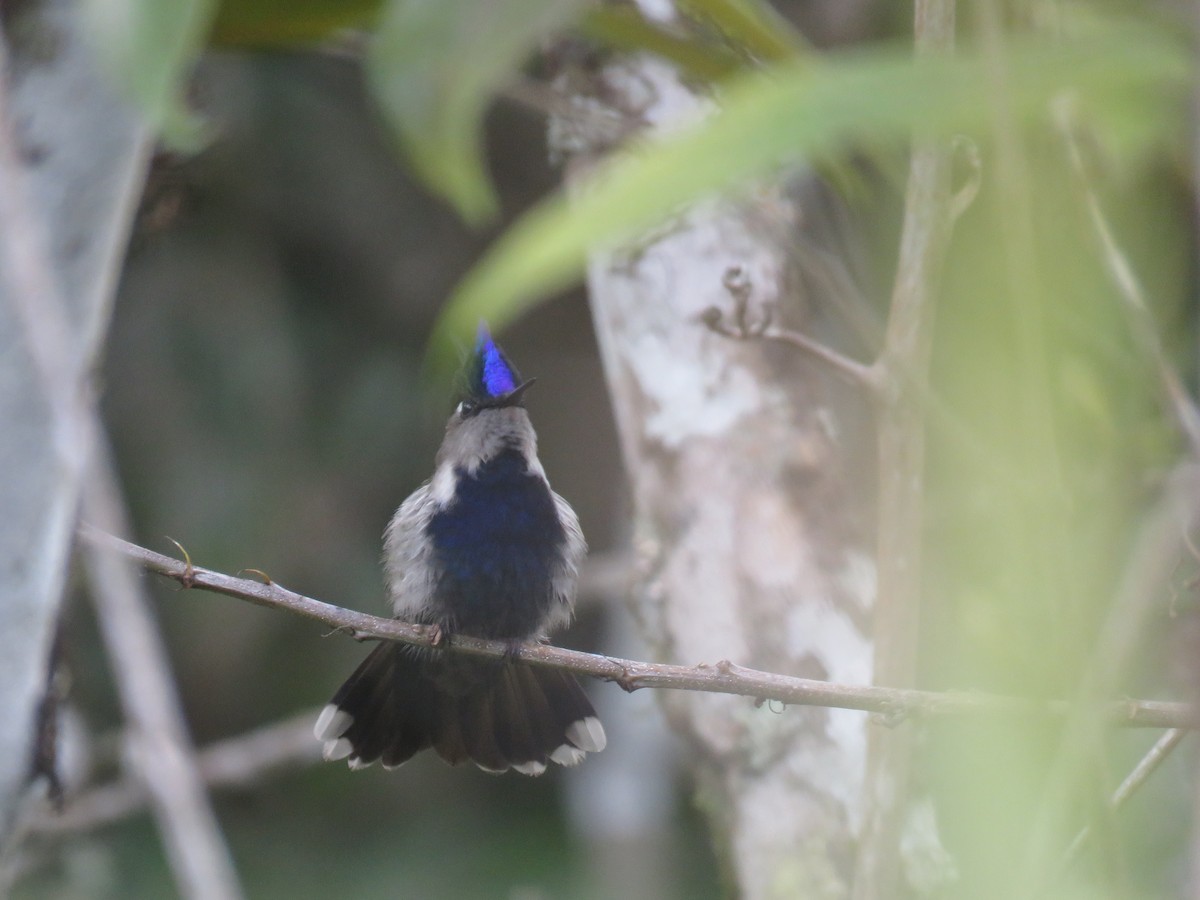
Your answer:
[425,447,566,639]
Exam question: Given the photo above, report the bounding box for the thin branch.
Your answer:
[28,710,322,838]
[1023,462,1200,896]
[759,328,881,390]
[701,266,882,391]
[79,527,1198,731]
[1059,728,1188,868]
[1054,102,1200,459]
[854,0,957,896]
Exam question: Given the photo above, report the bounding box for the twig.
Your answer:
[853,1,957,897]
[1059,728,1188,868]
[755,328,879,390]
[81,456,244,900]
[79,527,1198,730]
[28,710,322,837]
[1023,462,1200,897]
[1054,98,1200,458]
[701,266,882,391]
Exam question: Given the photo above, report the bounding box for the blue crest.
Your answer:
[464,324,526,404]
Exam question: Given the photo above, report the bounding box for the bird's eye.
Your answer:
[457,400,478,418]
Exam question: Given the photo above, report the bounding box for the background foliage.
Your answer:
[11,0,1200,896]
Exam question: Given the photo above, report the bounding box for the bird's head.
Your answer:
[457,324,536,418]
[436,325,540,473]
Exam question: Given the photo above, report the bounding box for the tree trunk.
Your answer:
[556,53,875,898]
[0,0,151,843]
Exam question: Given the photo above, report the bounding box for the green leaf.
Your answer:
[678,0,810,63]
[428,29,1186,373]
[83,0,218,148]
[211,0,380,47]
[579,6,747,83]
[367,0,590,225]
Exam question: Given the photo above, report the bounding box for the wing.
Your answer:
[543,489,587,634]
[382,481,440,622]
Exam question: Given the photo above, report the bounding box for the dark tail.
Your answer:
[314,643,606,775]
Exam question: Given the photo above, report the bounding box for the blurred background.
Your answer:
[16,50,673,900]
[16,29,695,900]
[9,0,1200,897]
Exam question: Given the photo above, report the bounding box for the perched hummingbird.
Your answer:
[315,327,605,774]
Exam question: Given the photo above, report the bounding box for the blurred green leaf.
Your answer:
[429,30,1185,372]
[678,0,810,62]
[578,0,809,85]
[579,5,876,200]
[579,6,747,82]
[211,0,380,46]
[83,0,218,148]
[367,0,590,225]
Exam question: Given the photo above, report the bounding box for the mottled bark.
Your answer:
[556,54,874,898]
[0,0,150,843]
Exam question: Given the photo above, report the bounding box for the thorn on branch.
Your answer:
[164,536,195,588]
[613,668,639,693]
[871,703,909,729]
[237,568,272,585]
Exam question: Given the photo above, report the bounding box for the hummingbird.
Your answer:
[315,327,605,774]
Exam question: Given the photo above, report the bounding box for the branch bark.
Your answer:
[1060,728,1189,869]
[79,529,1198,730]
[1057,108,1200,456]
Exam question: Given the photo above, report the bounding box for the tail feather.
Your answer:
[382,682,436,769]
[538,668,600,736]
[492,666,546,766]
[316,643,605,775]
[431,695,468,766]
[459,691,508,773]
[344,653,403,765]
[509,664,564,759]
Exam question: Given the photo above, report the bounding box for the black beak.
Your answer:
[500,377,537,407]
